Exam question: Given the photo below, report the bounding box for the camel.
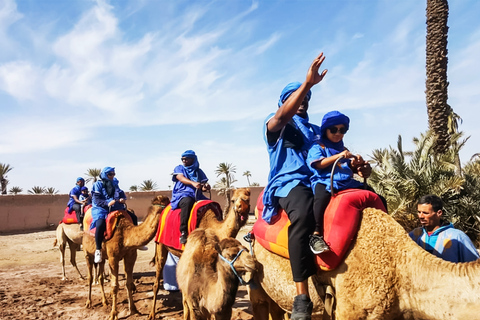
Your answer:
[148,188,251,320]
[176,228,256,320]
[82,195,170,320]
[53,223,84,280]
[249,207,480,320]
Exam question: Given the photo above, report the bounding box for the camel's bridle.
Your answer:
[218,249,251,286]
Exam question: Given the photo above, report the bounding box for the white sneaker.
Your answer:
[138,246,148,251]
[94,250,102,263]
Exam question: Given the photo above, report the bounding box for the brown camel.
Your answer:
[82,195,170,320]
[148,188,251,320]
[250,207,480,320]
[176,228,256,320]
[53,223,84,280]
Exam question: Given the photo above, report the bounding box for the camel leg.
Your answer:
[108,257,119,320]
[59,241,67,281]
[98,261,108,307]
[123,250,139,316]
[249,283,287,320]
[68,241,84,280]
[85,253,94,308]
[148,243,168,320]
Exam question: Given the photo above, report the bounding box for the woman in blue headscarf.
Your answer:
[91,167,127,263]
[262,52,327,320]
[306,110,386,255]
[171,150,211,244]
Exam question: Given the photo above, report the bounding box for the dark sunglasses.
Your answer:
[181,157,191,161]
[107,172,115,176]
[328,126,347,134]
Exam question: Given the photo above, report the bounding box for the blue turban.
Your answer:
[81,186,88,191]
[181,150,197,160]
[278,82,312,107]
[76,177,84,182]
[100,167,115,180]
[320,111,350,136]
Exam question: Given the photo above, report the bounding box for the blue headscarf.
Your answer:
[278,82,312,107]
[100,166,118,197]
[76,177,84,182]
[181,150,200,182]
[319,111,350,152]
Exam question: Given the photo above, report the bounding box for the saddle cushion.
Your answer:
[61,206,78,224]
[253,188,386,271]
[60,204,92,224]
[154,200,222,250]
[83,207,133,241]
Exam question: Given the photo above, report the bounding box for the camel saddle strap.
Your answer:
[322,285,335,320]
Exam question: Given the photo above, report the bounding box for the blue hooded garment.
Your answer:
[262,82,317,223]
[90,167,126,230]
[170,152,209,210]
[307,110,362,193]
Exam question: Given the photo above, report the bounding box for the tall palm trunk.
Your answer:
[425,0,450,154]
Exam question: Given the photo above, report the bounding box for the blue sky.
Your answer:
[1,0,479,194]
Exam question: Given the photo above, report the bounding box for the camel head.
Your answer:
[230,188,251,228]
[217,237,256,284]
[151,195,170,207]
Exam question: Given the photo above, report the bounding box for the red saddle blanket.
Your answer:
[83,207,133,241]
[60,204,92,224]
[253,188,386,271]
[154,200,222,250]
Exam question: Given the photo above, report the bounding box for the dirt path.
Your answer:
[0,225,255,320]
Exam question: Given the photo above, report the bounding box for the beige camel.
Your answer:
[177,228,256,320]
[250,207,480,320]
[53,223,84,280]
[148,188,251,320]
[82,195,170,320]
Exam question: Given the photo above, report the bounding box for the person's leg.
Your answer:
[278,184,315,319]
[94,218,106,263]
[309,184,331,254]
[72,203,82,225]
[178,196,195,244]
[127,209,138,226]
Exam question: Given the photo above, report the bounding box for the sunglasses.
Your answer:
[328,126,347,134]
[107,172,115,176]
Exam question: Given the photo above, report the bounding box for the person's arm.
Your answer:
[311,149,356,170]
[267,52,328,133]
[176,173,201,189]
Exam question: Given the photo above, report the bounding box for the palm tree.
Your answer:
[28,186,45,194]
[214,163,237,212]
[129,185,138,192]
[0,163,13,195]
[8,186,22,195]
[250,182,260,186]
[85,168,101,184]
[44,187,59,195]
[140,179,158,191]
[243,171,252,186]
[425,0,450,154]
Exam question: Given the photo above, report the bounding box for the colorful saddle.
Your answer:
[154,200,223,250]
[60,204,92,224]
[253,188,386,271]
[83,207,133,241]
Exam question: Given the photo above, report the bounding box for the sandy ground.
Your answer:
[0,224,255,320]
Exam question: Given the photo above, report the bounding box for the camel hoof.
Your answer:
[85,301,92,309]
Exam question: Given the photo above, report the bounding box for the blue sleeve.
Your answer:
[92,181,110,209]
[307,143,326,171]
[172,165,185,182]
[198,169,208,183]
[457,233,480,262]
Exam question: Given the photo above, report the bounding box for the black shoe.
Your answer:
[309,234,330,254]
[179,231,188,245]
[291,294,313,320]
